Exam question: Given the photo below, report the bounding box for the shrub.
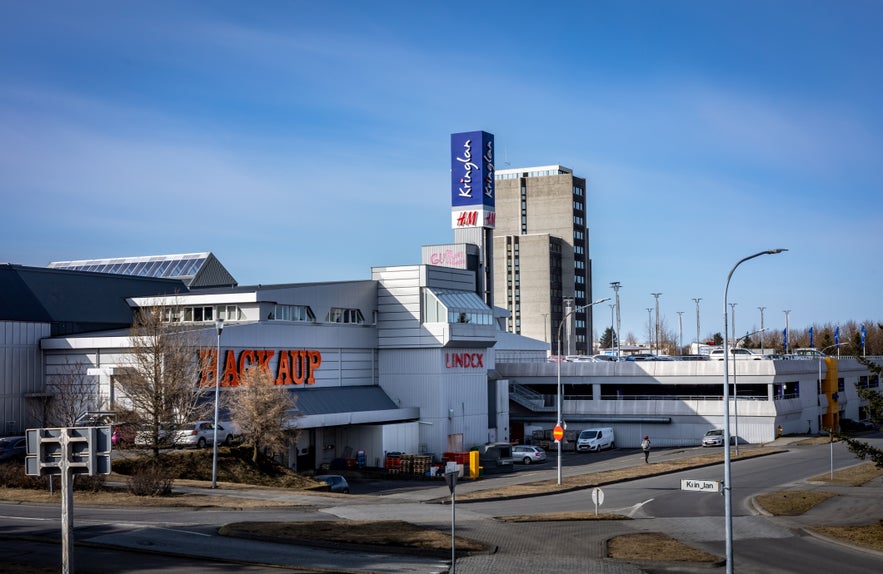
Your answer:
[126,460,174,496]
[0,462,44,489]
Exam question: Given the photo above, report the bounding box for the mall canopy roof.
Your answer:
[287,386,420,429]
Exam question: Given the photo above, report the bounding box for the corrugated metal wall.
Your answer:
[1,321,50,434]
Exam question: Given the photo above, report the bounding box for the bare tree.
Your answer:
[115,304,211,456]
[30,359,103,427]
[226,366,297,464]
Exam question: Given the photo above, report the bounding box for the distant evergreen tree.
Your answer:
[599,327,617,350]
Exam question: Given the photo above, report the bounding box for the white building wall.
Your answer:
[380,347,489,456]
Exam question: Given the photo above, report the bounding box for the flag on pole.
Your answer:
[834,326,840,346]
[809,327,814,348]
[783,328,788,352]
[861,325,866,346]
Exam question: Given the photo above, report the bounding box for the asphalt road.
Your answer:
[2,436,882,573]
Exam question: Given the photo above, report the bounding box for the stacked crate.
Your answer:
[401,454,432,476]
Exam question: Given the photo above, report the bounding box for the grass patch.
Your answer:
[754,491,837,515]
[608,532,720,563]
[809,461,883,486]
[112,446,319,489]
[219,520,493,555]
[811,520,883,552]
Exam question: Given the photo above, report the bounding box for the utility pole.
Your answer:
[652,292,662,355]
[784,309,791,353]
[646,307,653,353]
[692,297,702,350]
[610,282,621,358]
[676,311,684,355]
[758,307,766,355]
[729,302,738,346]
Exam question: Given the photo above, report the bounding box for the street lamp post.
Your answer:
[722,249,787,574]
[676,311,684,355]
[211,318,225,489]
[610,282,621,359]
[652,293,662,354]
[693,298,702,351]
[556,297,610,486]
[783,310,791,354]
[646,308,653,353]
[758,307,766,355]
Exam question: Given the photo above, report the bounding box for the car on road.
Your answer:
[0,436,26,462]
[315,474,350,493]
[512,445,547,464]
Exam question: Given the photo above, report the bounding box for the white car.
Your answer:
[708,348,764,360]
[135,421,237,449]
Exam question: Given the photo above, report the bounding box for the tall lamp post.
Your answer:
[211,318,225,489]
[557,297,610,485]
[722,249,787,574]
[610,282,622,359]
[693,297,702,351]
[783,310,791,354]
[757,307,766,355]
[676,311,684,355]
[646,308,653,352]
[652,293,662,354]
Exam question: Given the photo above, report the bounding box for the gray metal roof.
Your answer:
[292,386,398,416]
[286,386,420,428]
[0,264,187,335]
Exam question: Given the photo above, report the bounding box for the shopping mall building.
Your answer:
[1,131,878,471]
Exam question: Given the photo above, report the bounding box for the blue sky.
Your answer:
[2,1,881,341]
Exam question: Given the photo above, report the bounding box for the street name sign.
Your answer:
[680,479,721,493]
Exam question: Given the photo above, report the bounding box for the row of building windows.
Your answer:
[496,168,572,180]
[162,305,243,323]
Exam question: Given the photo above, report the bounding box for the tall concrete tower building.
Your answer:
[492,165,594,355]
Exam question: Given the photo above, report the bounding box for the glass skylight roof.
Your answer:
[48,253,209,280]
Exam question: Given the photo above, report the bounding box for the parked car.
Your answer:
[625,354,658,361]
[134,421,236,449]
[678,354,710,361]
[512,445,547,464]
[315,474,350,493]
[701,428,736,447]
[708,348,764,360]
[0,436,26,462]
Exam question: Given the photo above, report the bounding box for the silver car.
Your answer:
[512,445,547,464]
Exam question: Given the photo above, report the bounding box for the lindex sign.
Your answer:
[553,425,564,442]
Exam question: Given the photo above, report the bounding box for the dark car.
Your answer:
[0,436,26,462]
[625,354,658,361]
[315,474,350,493]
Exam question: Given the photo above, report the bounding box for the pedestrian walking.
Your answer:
[641,435,651,463]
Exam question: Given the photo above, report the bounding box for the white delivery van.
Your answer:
[575,427,615,452]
